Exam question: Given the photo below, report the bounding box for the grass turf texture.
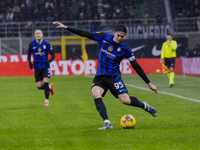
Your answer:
[0,74,199,150]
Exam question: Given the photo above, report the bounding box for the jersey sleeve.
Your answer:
[67,27,106,42]
[171,40,177,51]
[28,42,33,53]
[160,43,165,59]
[47,42,53,53]
[27,42,33,64]
[125,47,150,84]
[125,47,136,62]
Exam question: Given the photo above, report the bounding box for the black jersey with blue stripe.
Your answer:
[28,39,53,70]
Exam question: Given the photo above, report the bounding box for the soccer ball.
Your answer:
[120,114,136,129]
[155,69,161,74]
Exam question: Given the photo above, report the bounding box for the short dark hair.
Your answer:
[167,33,172,36]
[115,25,127,33]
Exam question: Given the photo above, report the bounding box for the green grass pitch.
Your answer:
[0,74,199,150]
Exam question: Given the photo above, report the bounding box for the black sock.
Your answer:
[94,98,108,121]
[44,83,50,99]
[130,96,144,108]
[37,84,45,90]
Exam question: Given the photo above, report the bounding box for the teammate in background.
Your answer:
[160,34,177,87]
[28,29,55,106]
[53,21,157,130]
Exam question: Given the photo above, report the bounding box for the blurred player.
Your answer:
[28,29,55,106]
[160,34,177,87]
[53,21,157,130]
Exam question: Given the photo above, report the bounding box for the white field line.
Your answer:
[126,84,200,103]
[85,75,200,103]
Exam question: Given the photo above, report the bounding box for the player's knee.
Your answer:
[92,86,103,99]
[92,91,101,99]
[44,82,49,89]
[119,94,131,105]
[92,89,102,99]
[37,86,42,89]
[122,99,131,105]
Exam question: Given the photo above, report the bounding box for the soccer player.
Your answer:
[160,34,177,87]
[53,21,157,130]
[28,29,55,106]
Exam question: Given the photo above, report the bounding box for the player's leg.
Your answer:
[110,75,157,117]
[169,58,175,87]
[164,58,171,85]
[169,67,174,87]
[91,76,113,130]
[118,93,157,117]
[92,86,112,130]
[36,81,44,89]
[35,70,45,89]
[43,68,53,106]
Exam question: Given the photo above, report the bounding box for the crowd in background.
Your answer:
[0,0,144,23]
[0,0,200,58]
[1,0,200,23]
[171,0,200,18]
[186,43,200,57]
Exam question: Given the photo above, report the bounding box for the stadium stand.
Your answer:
[0,0,200,57]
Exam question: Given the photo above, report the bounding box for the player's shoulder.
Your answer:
[29,40,36,45]
[163,41,168,45]
[171,40,177,43]
[43,39,50,44]
[95,31,110,36]
[120,43,131,51]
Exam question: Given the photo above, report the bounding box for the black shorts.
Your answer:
[165,57,176,69]
[91,75,128,98]
[34,68,51,82]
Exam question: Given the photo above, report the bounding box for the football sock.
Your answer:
[104,119,111,124]
[130,96,144,108]
[37,84,45,90]
[44,83,50,99]
[167,73,170,84]
[169,72,175,84]
[94,98,108,121]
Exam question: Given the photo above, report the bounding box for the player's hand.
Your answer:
[29,63,33,69]
[147,83,157,93]
[53,21,67,29]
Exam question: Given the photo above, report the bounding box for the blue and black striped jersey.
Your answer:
[66,27,149,83]
[28,39,53,70]
[91,32,135,76]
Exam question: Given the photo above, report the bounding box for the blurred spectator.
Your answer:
[45,0,54,10]
[0,0,146,23]
[182,45,192,57]
[6,7,14,22]
[197,17,200,31]
[192,43,200,57]
[172,0,200,18]
[155,10,163,24]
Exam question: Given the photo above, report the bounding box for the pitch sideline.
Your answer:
[86,75,200,103]
[126,84,200,103]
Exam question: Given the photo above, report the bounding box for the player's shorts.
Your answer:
[165,57,176,69]
[34,68,51,82]
[91,75,128,98]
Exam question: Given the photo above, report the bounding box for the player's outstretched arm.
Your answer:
[148,83,157,93]
[53,21,97,40]
[53,21,68,29]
